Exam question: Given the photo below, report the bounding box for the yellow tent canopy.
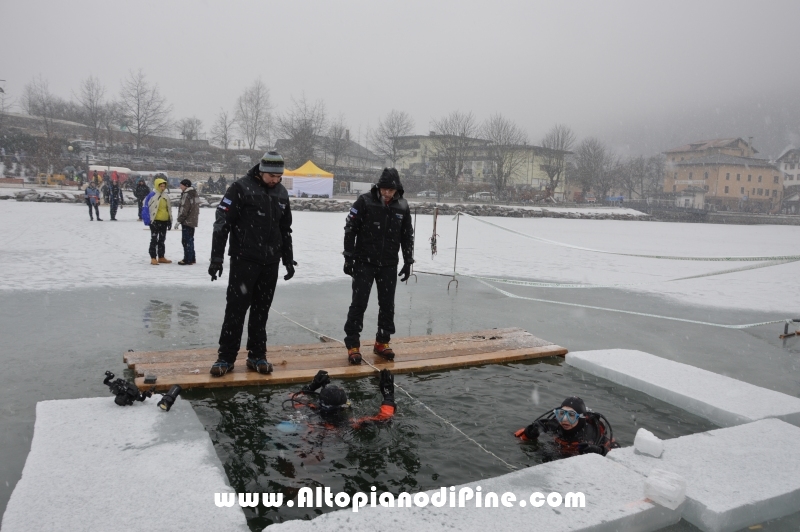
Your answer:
[284,160,333,178]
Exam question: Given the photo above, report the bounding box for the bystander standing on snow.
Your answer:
[134,178,150,221]
[175,179,199,265]
[84,182,101,221]
[147,178,173,265]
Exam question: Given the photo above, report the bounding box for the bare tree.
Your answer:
[235,79,272,150]
[369,109,415,166]
[21,75,58,139]
[480,113,529,192]
[430,110,479,184]
[645,155,666,197]
[99,100,121,149]
[574,138,619,199]
[118,69,173,150]
[322,115,350,172]
[275,94,327,167]
[176,116,203,141]
[619,155,648,199]
[76,76,105,147]
[540,124,575,198]
[210,109,236,150]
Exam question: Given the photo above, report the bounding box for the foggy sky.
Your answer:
[2,0,799,155]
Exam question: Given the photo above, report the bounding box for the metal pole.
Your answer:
[448,212,460,291]
[406,208,418,284]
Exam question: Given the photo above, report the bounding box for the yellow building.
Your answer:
[663,138,782,212]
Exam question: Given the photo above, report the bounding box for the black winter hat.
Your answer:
[180,179,192,187]
[376,168,401,190]
[560,396,587,414]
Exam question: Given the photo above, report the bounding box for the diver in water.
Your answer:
[285,369,396,429]
[514,396,618,457]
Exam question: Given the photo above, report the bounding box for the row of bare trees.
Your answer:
[573,137,665,200]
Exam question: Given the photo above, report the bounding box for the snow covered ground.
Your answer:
[1,200,799,313]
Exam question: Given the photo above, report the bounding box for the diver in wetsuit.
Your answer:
[285,369,396,429]
[514,396,617,457]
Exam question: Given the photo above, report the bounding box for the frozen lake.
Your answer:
[2,201,800,313]
[1,200,799,529]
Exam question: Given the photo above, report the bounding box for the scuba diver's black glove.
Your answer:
[398,263,411,282]
[302,370,331,393]
[208,259,223,281]
[379,369,395,405]
[578,443,604,455]
[523,423,540,440]
[343,258,354,277]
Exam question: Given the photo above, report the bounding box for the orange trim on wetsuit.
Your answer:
[351,403,396,429]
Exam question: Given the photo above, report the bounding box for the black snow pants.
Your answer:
[344,262,398,349]
[149,221,169,259]
[217,257,280,362]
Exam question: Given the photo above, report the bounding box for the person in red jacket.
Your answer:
[286,369,396,429]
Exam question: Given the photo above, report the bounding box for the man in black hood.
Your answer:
[134,178,151,221]
[207,151,296,377]
[342,168,414,365]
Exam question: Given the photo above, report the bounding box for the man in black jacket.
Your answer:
[108,179,124,221]
[134,178,150,221]
[343,168,414,364]
[207,151,296,377]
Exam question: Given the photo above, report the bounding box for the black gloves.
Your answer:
[284,260,297,281]
[343,258,354,277]
[302,370,330,393]
[208,259,223,281]
[578,443,604,455]
[398,263,411,282]
[523,423,540,440]
[379,369,395,405]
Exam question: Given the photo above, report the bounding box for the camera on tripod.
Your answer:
[104,371,154,406]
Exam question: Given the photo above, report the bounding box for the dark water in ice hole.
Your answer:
[2,277,800,530]
[187,360,715,529]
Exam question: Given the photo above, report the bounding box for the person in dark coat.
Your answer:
[342,168,414,365]
[108,180,124,220]
[175,179,199,265]
[207,151,296,377]
[134,178,151,221]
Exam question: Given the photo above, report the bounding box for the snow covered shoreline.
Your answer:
[2,201,799,314]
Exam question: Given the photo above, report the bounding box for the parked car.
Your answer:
[235,154,251,164]
[468,191,494,201]
[585,195,597,203]
[416,190,436,197]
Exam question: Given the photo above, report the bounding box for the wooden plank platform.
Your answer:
[125,328,567,391]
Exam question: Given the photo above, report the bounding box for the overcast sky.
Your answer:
[2,0,799,151]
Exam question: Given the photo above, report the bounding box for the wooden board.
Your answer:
[126,328,567,391]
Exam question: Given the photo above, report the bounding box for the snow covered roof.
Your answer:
[665,137,758,154]
[672,154,776,169]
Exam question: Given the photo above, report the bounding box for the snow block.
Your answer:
[634,428,663,458]
[565,349,800,427]
[644,469,685,510]
[1,397,248,532]
[608,419,800,532]
[271,454,682,532]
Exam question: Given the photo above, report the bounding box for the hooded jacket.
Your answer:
[147,178,173,224]
[177,186,199,228]
[211,164,293,265]
[134,181,151,201]
[344,183,414,267]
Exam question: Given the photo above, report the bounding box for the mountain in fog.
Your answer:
[596,87,800,161]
